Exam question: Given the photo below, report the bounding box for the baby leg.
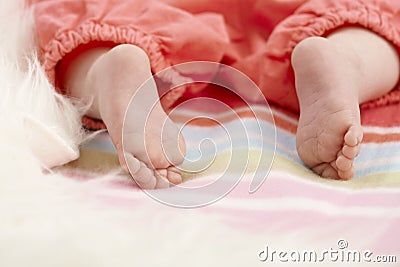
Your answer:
[291,27,400,179]
[60,44,186,189]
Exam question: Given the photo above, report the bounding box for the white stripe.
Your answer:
[356,156,400,169]
[362,126,400,135]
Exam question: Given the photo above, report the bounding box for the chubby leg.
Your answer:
[291,27,400,180]
[60,44,186,189]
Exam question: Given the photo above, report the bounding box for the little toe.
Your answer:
[313,163,340,180]
[338,168,354,180]
[336,154,353,172]
[344,125,363,147]
[167,167,182,185]
[162,127,186,166]
[342,144,360,159]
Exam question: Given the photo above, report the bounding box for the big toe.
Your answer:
[161,120,186,166]
[126,154,157,189]
[313,163,340,180]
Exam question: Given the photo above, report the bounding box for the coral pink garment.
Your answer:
[28,0,400,129]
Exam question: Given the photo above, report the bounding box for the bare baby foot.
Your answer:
[291,37,364,180]
[87,45,186,189]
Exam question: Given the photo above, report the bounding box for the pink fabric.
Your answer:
[29,0,400,129]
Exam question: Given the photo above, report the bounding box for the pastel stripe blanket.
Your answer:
[60,89,400,267]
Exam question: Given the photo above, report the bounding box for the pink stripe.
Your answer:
[85,185,400,252]
[156,174,400,208]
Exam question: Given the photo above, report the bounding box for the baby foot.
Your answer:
[291,37,364,180]
[88,44,185,189]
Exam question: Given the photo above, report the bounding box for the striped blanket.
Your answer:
[61,88,400,266]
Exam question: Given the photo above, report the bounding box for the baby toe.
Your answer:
[167,167,182,185]
[342,144,360,159]
[336,154,353,172]
[161,128,186,166]
[338,168,354,180]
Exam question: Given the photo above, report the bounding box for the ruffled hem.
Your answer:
[41,21,189,129]
[269,0,400,110]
